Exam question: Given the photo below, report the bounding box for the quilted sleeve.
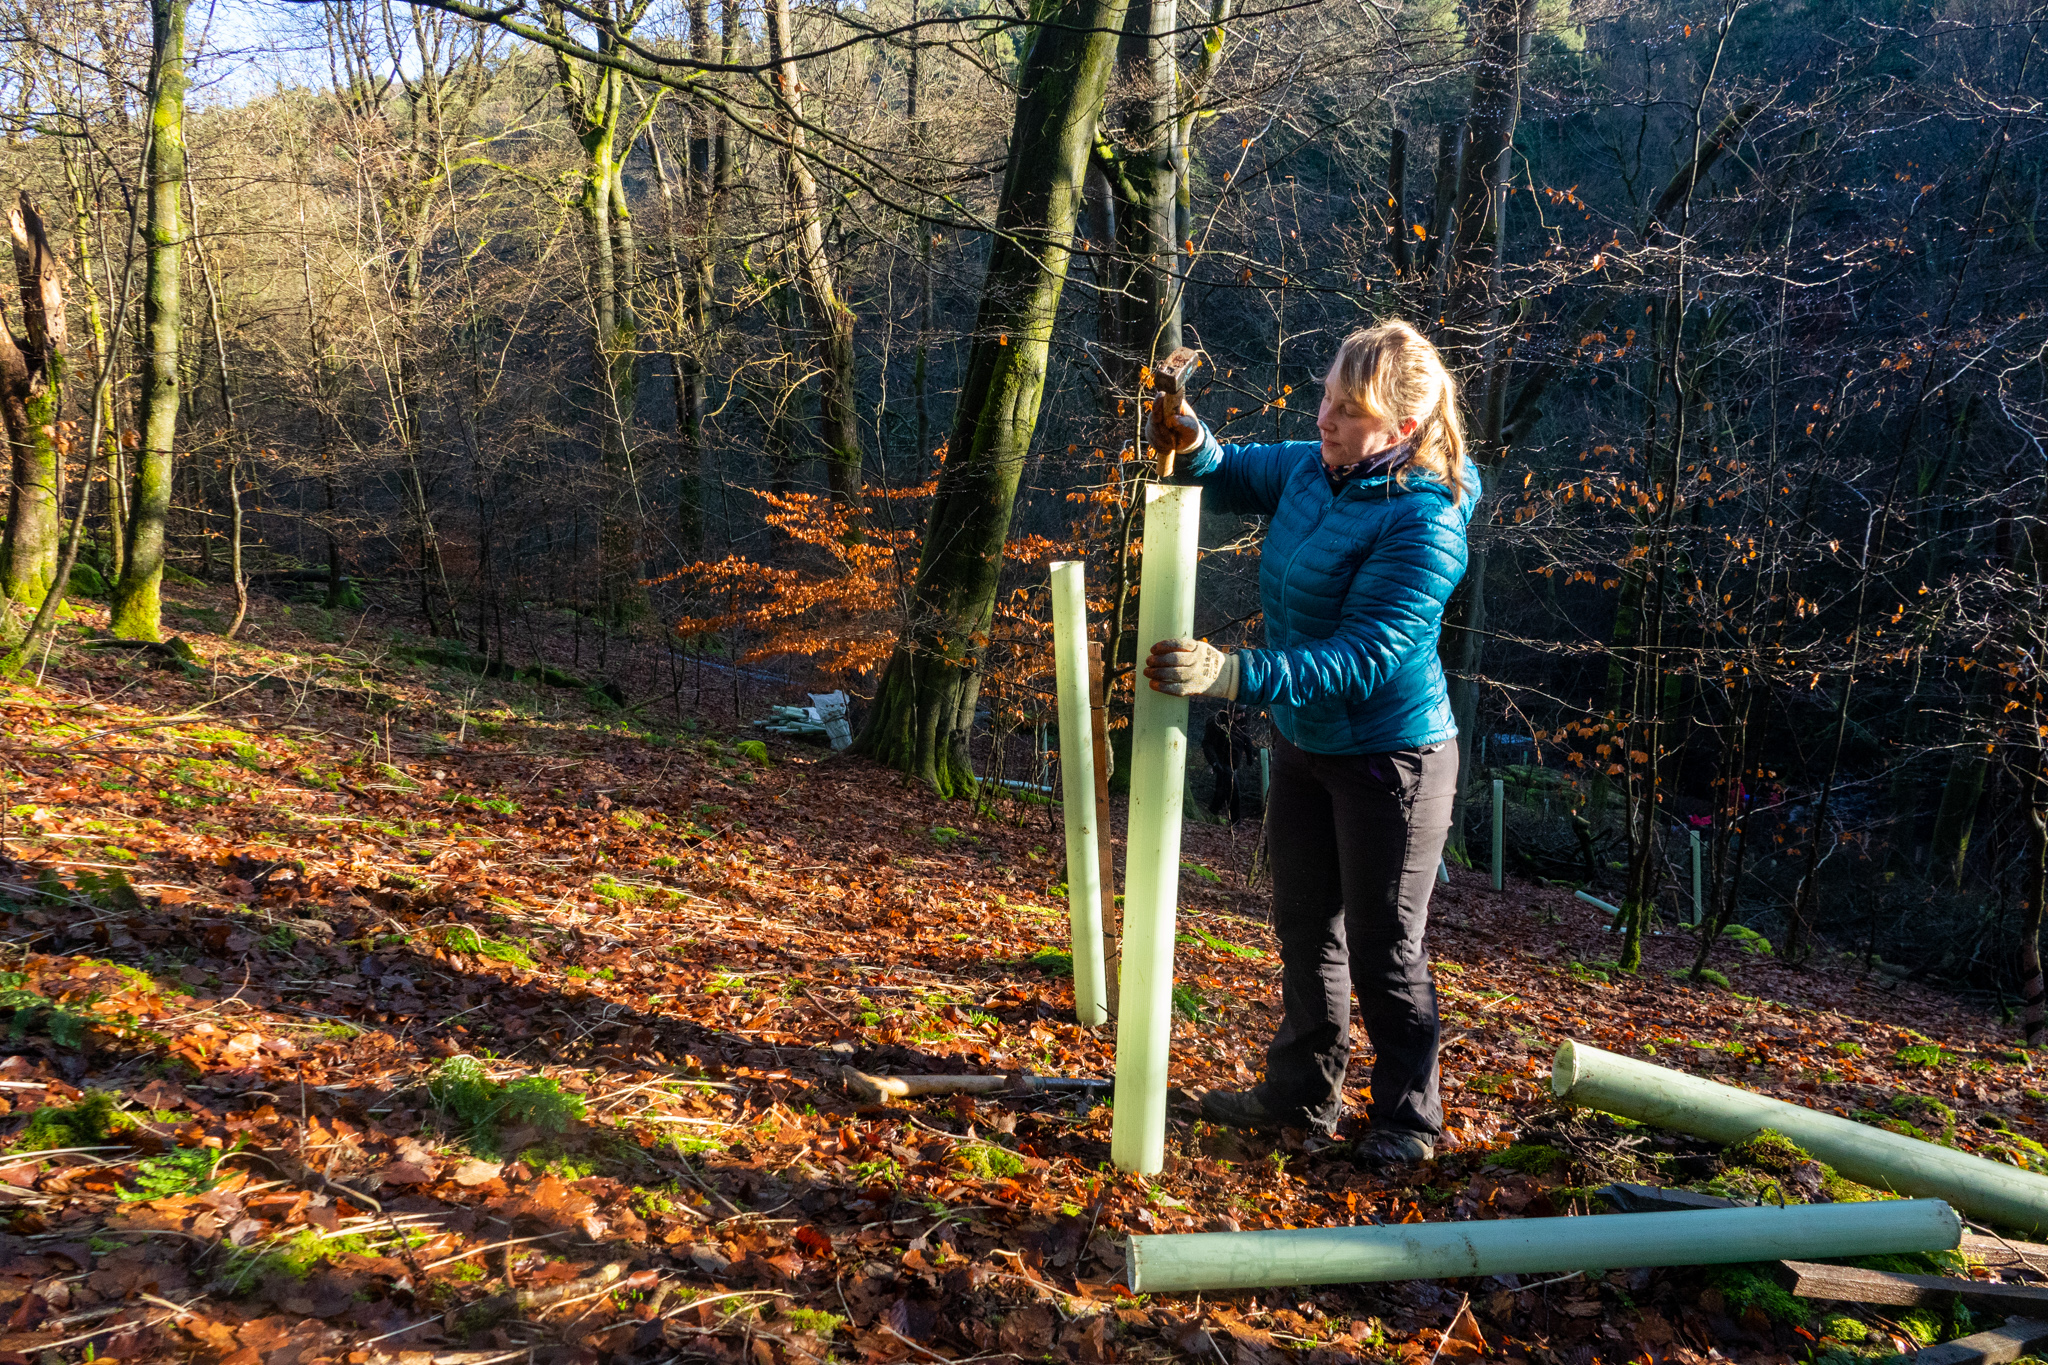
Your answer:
[1175,423,1310,517]
[1234,496,1469,709]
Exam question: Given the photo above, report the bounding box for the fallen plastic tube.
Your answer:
[1575,889,1620,915]
[1125,1198,1960,1293]
[1050,561,1108,1028]
[1111,483,1200,1175]
[1555,1040,2048,1235]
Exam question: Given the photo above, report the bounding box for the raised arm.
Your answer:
[1149,396,1305,517]
[1234,496,1469,709]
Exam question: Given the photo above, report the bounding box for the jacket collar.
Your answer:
[1323,437,1417,496]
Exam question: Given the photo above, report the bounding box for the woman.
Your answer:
[1143,319,1476,1169]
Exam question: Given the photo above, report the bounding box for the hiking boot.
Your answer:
[1198,1088,1286,1133]
[1350,1128,1435,1170]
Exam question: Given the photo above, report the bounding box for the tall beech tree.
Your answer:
[852,0,1131,794]
[110,0,184,641]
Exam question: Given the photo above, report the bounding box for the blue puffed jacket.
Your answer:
[1178,424,1479,756]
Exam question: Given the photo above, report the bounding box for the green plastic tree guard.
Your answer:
[1691,830,1704,925]
[1126,1198,1960,1293]
[1110,483,1200,1175]
[1555,1040,2048,1235]
[1050,561,1108,1027]
[1491,777,1505,891]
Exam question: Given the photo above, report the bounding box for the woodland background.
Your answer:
[0,0,2045,1023]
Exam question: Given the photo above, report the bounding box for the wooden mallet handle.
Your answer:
[840,1067,1112,1105]
[1152,347,1200,478]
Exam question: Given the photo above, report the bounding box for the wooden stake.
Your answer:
[1089,639,1119,1016]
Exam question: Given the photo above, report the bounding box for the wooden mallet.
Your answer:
[1151,346,1201,478]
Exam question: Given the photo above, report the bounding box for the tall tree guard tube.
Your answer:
[1111,483,1201,1174]
[1491,778,1505,890]
[1126,1199,1960,1293]
[1690,831,1704,924]
[1555,1040,2048,1235]
[1050,561,1108,1027]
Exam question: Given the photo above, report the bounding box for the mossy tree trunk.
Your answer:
[111,0,185,642]
[1,192,71,624]
[853,0,1131,794]
[546,0,655,626]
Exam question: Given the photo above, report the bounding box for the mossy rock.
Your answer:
[67,562,107,598]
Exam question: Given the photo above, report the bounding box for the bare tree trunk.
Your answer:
[648,130,704,553]
[1434,0,1531,857]
[766,0,863,506]
[183,179,247,638]
[1618,4,1742,971]
[60,148,122,585]
[1099,0,1179,396]
[111,0,185,642]
[1386,125,1411,277]
[909,0,934,471]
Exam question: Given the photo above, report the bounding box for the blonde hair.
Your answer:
[1326,319,1470,505]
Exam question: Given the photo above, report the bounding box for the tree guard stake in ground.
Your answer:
[1554,1040,2048,1235]
[1691,829,1704,925]
[1492,777,1505,891]
[1111,483,1201,1174]
[1051,560,1109,1027]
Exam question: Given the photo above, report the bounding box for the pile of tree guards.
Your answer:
[1127,1040,2048,1293]
[1552,1039,2048,1234]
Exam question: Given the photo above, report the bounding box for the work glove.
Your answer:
[1144,638,1238,700]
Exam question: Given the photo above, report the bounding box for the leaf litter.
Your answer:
[0,600,2038,1364]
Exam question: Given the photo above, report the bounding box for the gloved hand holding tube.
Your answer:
[1144,638,1237,700]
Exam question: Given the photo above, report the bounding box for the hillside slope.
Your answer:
[0,584,2037,1365]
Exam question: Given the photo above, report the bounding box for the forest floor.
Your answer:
[0,578,2041,1365]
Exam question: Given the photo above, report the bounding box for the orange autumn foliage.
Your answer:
[657,484,931,677]
[657,486,1080,719]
